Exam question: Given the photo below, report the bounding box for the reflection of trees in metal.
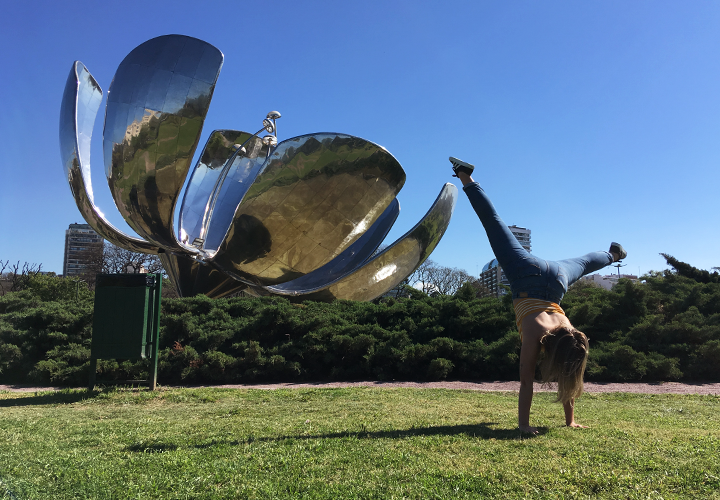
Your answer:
[59,35,457,300]
[79,242,165,288]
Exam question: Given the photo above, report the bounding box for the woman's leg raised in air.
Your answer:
[455,170,529,272]
[557,251,615,288]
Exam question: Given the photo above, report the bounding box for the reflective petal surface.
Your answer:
[211,133,406,286]
[179,130,269,253]
[268,198,400,294]
[159,253,246,299]
[270,183,458,301]
[104,35,223,251]
[59,61,160,254]
[61,35,458,302]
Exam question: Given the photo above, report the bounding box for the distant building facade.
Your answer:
[478,225,531,298]
[581,273,639,290]
[508,225,531,253]
[63,223,103,277]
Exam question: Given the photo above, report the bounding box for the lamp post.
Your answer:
[73,278,86,302]
[612,262,626,277]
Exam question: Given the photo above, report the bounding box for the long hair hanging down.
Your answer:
[538,326,589,404]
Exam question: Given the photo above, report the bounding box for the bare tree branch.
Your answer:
[101,242,164,275]
[406,259,437,295]
[0,260,43,295]
[405,260,477,296]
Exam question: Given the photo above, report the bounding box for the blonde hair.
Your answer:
[539,326,589,404]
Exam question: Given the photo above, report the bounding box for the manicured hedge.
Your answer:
[1,266,719,386]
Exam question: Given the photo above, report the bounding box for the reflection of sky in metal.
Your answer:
[374,263,397,282]
[60,35,457,300]
[209,133,405,287]
[75,66,102,204]
[103,35,223,251]
[59,61,161,254]
[179,130,259,249]
[204,140,268,251]
[179,130,277,253]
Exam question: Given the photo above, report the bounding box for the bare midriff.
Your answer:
[513,298,568,344]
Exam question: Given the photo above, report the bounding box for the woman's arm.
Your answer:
[563,398,589,428]
[518,335,541,434]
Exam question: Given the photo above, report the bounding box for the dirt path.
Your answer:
[2,381,719,395]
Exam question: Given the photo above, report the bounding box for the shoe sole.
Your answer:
[449,157,475,171]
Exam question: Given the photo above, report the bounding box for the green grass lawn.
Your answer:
[0,387,718,499]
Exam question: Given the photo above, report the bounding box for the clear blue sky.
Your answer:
[1,1,719,279]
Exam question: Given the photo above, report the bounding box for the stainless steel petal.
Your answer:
[267,198,399,294]
[104,35,223,251]
[59,61,161,254]
[159,253,246,299]
[274,183,458,302]
[210,133,406,286]
[179,130,269,252]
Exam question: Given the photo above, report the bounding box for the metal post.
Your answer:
[148,274,162,390]
[74,278,86,302]
[88,357,97,391]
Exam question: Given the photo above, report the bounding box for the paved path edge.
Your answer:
[2,381,719,395]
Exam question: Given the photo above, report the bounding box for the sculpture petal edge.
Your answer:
[59,61,161,254]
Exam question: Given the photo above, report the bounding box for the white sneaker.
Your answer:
[449,157,475,177]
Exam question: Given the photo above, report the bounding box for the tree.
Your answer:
[661,253,720,284]
[464,278,494,299]
[406,260,477,296]
[407,259,438,295]
[0,260,43,295]
[454,281,478,301]
[426,265,473,295]
[101,242,164,275]
[73,242,167,289]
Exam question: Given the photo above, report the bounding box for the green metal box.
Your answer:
[90,273,162,390]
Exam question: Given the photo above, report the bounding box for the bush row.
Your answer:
[1,269,719,386]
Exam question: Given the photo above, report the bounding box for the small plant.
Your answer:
[427,357,454,380]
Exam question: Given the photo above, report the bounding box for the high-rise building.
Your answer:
[63,223,103,277]
[478,225,531,298]
[508,225,531,253]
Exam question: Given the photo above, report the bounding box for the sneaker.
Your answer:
[609,242,627,261]
[449,157,475,177]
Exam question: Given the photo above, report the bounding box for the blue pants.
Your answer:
[464,182,613,303]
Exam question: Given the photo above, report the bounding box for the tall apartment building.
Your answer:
[509,225,531,253]
[478,225,531,298]
[63,223,103,277]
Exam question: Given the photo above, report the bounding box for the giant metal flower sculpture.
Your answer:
[60,35,457,300]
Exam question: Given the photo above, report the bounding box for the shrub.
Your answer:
[686,340,720,380]
[2,260,720,385]
[427,358,454,380]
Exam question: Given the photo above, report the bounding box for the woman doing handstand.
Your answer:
[449,157,627,435]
